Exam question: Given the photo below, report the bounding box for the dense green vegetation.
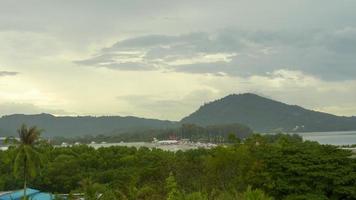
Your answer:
[182,93,356,132]
[1,134,355,199]
[52,123,253,144]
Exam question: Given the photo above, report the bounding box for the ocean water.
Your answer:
[296,131,356,145]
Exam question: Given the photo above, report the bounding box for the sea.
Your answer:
[296,131,356,146]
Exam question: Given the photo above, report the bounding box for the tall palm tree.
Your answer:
[13,124,43,200]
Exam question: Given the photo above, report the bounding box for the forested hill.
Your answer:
[181,93,356,132]
[0,113,176,137]
[1,93,356,136]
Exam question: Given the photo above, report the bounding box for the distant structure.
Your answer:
[157,140,179,145]
[152,138,179,145]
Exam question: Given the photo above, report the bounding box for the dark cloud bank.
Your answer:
[75,28,356,80]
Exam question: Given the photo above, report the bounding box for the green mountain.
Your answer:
[1,93,355,137]
[0,113,176,137]
[181,93,356,132]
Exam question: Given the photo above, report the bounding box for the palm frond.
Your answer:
[13,124,44,183]
[13,147,25,178]
[24,145,42,178]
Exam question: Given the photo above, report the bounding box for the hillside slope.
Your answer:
[181,93,356,132]
[0,113,177,137]
[1,93,355,136]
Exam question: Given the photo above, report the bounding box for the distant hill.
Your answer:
[181,93,356,132]
[0,113,177,137]
[1,93,355,137]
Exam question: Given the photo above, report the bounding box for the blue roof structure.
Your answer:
[0,188,54,200]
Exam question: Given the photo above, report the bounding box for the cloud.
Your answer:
[74,32,244,72]
[326,27,356,54]
[0,102,70,116]
[74,28,356,80]
[0,71,19,77]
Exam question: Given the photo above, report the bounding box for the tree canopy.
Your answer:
[0,133,355,200]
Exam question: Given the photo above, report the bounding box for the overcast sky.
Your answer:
[1,0,356,120]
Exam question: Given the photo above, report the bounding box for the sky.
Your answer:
[0,0,356,120]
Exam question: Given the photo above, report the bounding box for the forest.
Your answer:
[0,132,355,200]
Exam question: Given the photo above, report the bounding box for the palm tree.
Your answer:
[13,124,43,200]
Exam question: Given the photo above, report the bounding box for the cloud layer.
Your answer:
[0,71,18,77]
[76,28,356,80]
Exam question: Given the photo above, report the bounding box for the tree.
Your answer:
[227,133,241,144]
[13,124,43,200]
[241,186,273,200]
[136,185,160,200]
[165,172,183,200]
[185,192,208,200]
[79,178,105,200]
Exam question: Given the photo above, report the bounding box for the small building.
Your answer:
[157,140,178,145]
[0,188,54,200]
